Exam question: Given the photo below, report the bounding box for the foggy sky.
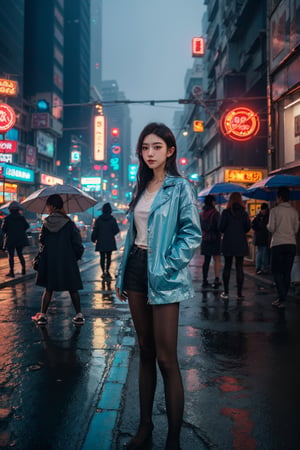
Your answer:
[102,0,205,151]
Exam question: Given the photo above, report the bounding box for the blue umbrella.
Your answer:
[247,174,300,189]
[198,182,248,196]
[245,174,300,200]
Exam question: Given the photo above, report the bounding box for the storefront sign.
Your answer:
[0,79,18,96]
[0,104,16,133]
[25,145,37,166]
[225,169,263,184]
[0,140,17,153]
[0,154,12,163]
[1,164,34,183]
[40,173,63,185]
[220,107,260,141]
[94,115,106,161]
[36,130,54,158]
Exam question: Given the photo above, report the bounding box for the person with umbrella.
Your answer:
[31,194,85,326]
[267,186,299,309]
[91,202,120,281]
[1,201,30,277]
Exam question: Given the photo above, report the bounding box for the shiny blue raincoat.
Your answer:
[116,175,201,304]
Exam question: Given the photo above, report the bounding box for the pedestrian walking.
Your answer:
[267,186,299,309]
[1,201,29,277]
[31,194,85,326]
[251,202,270,274]
[91,202,120,281]
[199,194,221,288]
[219,192,251,301]
[115,122,201,450]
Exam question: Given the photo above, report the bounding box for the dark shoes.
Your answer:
[5,272,14,278]
[202,281,210,288]
[272,299,286,309]
[22,267,26,275]
[123,423,153,449]
[211,278,221,289]
[102,272,112,281]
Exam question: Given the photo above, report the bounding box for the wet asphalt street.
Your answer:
[0,244,300,450]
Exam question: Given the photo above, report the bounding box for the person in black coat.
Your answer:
[219,192,251,301]
[1,201,29,277]
[91,202,120,281]
[200,195,221,288]
[32,194,85,326]
[251,203,270,274]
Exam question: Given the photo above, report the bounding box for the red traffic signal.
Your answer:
[179,157,188,165]
[111,127,120,137]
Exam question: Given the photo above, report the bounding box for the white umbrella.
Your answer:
[21,184,98,214]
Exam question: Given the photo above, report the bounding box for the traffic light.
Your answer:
[36,99,50,112]
[94,102,103,115]
[111,128,120,138]
[179,157,188,165]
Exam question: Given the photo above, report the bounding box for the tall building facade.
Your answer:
[100,80,131,201]
[0,1,37,202]
[60,0,91,181]
[201,0,268,187]
[24,0,64,179]
[268,0,300,177]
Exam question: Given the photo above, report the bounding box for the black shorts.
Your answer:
[123,245,148,293]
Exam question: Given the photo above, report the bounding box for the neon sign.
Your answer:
[0,104,16,133]
[0,79,18,97]
[220,107,260,141]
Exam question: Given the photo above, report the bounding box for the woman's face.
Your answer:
[141,133,174,171]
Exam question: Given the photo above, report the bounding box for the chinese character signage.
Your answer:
[0,79,18,97]
[40,173,63,185]
[192,37,205,57]
[225,169,263,184]
[94,115,106,161]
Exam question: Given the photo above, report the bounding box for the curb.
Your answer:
[81,335,136,450]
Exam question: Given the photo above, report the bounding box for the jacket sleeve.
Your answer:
[91,219,98,242]
[113,218,120,235]
[267,209,275,233]
[39,224,47,246]
[218,211,227,233]
[71,222,84,260]
[164,182,201,273]
[244,212,251,233]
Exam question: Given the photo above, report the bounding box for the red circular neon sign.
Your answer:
[220,107,260,141]
[0,103,16,133]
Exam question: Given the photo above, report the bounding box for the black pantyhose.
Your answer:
[126,290,183,450]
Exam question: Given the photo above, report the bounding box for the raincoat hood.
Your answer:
[43,212,70,232]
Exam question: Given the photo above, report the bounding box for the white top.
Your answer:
[134,189,158,247]
[267,202,299,247]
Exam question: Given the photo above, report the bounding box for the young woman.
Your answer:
[219,192,251,300]
[31,194,85,326]
[116,123,201,450]
[91,202,120,281]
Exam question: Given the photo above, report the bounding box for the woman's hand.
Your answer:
[115,287,128,302]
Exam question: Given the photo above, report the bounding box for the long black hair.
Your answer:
[129,123,181,210]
